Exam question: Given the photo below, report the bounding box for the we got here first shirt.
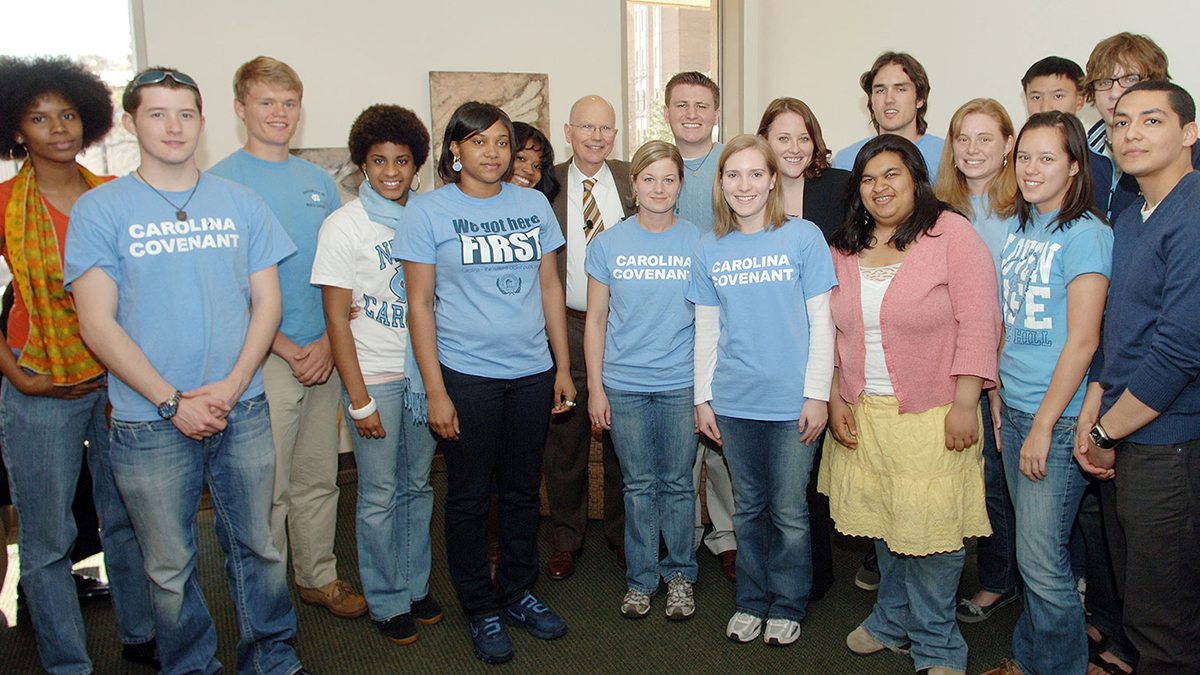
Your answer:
[63,173,297,421]
[687,218,837,421]
[392,183,565,379]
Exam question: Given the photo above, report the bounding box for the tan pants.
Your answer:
[262,353,343,588]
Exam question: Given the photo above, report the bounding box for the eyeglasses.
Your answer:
[1090,74,1144,92]
[129,69,199,92]
[570,123,618,138]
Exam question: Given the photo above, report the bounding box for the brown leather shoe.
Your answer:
[718,550,737,583]
[547,549,579,579]
[298,579,368,619]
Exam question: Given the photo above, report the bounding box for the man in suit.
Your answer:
[544,95,633,579]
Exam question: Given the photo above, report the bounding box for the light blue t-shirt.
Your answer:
[63,173,297,421]
[687,218,837,421]
[209,149,340,346]
[675,142,721,233]
[969,193,1016,270]
[585,216,700,392]
[832,133,945,178]
[998,209,1112,416]
[392,183,565,379]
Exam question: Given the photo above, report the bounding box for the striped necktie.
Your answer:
[582,178,605,244]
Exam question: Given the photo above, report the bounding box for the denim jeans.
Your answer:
[716,415,814,621]
[1113,437,1200,673]
[865,541,968,672]
[605,386,697,593]
[109,395,300,675]
[345,379,437,622]
[977,394,1017,594]
[0,378,155,675]
[440,366,553,616]
[1000,405,1088,675]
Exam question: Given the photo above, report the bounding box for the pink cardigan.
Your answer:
[831,211,1000,414]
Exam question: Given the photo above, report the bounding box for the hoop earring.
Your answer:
[451,156,463,172]
[412,173,421,191]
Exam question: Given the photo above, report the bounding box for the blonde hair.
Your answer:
[233,56,303,102]
[711,135,787,238]
[934,98,1017,220]
[630,139,684,178]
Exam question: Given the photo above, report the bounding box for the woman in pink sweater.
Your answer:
[818,134,1000,675]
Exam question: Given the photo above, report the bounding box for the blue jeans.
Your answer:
[345,380,437,622]
[0,378,155,675]
[109,395,300,675]
[716,415,813,621]
[865,541,968,672]
[440,366,554,616]
[977,394,1017,594]
[1001,405,1088,675]
[606,386,697,593]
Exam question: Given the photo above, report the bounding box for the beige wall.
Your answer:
[139,0,625,170]
[742,0,1200,155]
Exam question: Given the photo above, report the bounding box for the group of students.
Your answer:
[0,29,1197,675]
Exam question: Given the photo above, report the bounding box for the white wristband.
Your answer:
[348,396,377,421]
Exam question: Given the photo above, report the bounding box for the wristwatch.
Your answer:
[1088,421,1119,450]
[157,390,183,420]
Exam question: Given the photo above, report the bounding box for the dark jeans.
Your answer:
[441,366,554,616]
[976,394,1017,594]
[1109,438,1200,674]
[1079,480,1135,664]
[807,440,834,597]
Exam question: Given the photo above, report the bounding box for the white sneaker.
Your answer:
[763,618,800,646]
[620,589,651,619]
[725,611,762,643]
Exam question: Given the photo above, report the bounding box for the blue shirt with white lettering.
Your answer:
[586,216,700,392]
[999,209,1112,416]
[209,149,340,347]
[687,218,837,420]
[63,173,297,421]
[392,183,565,379]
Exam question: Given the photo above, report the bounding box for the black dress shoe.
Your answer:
[74,573,111,601]
[122,638,161,670]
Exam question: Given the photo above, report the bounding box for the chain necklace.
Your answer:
[682,144,717,177]
[136,168,200,221]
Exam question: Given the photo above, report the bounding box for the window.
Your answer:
[624,0,719,154]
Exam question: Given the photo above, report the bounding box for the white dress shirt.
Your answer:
[565,160,626,311]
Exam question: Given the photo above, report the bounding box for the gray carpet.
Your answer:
[0,471,1018,673]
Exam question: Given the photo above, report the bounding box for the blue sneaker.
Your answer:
[503,591,567,639]
[468,613,514,664]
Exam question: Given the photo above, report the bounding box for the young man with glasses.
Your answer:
[65,67,309,675]
[543,95,633,580]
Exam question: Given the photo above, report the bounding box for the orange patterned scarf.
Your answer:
[4,160,105,385]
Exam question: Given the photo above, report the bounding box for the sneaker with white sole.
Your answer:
[620,589,651,619]
[665,575,694,621]
[763,618,801,646]
[725,611,763,643]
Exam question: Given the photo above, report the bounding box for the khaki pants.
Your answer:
[262,353,342,588]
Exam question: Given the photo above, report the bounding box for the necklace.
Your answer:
[682,144,716,177]
[136,168,200,221]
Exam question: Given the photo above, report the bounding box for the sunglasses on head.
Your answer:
[129,69,199,91]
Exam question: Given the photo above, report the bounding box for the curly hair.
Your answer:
[0,56,114,160]
[348,104,431,170]
[512,121,560,201]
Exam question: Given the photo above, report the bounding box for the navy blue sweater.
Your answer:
[1093,170,1200,444]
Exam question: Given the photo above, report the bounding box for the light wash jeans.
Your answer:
[864,541,968,672]
[0,377,155,675]
[345,379,436,621]
[605,386,697,593]
[1001,405,1088,675]
[716,415,814,621]
[109,395,301,675]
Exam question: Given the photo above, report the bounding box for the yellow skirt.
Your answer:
[818,395,990,556]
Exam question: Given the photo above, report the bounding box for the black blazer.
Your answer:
[550,158,635,285]
[797,167,851,244]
